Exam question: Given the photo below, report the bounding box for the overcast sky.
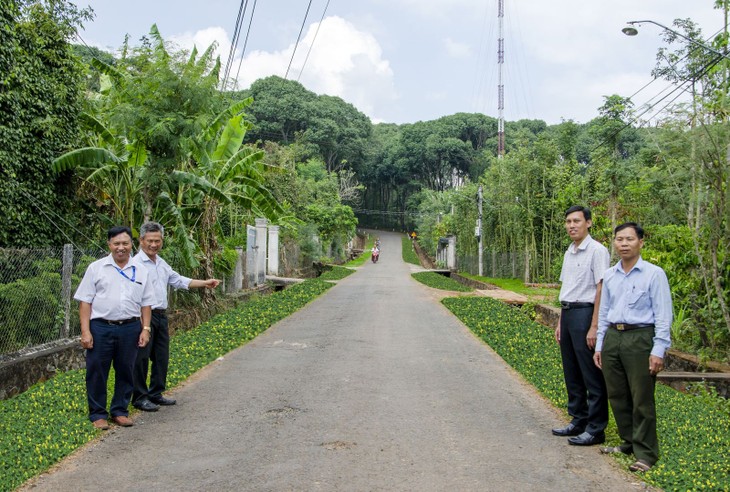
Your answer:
[72,0,725,126]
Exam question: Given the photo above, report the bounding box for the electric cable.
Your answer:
[6,176,105,252]
[297,0,332,82]
[232,0,259,89]
[587,52,724,157]
[285,0,314,80]
[221,0,249,89]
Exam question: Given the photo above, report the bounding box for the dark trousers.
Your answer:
[559,306,608,434]
[86,319,140,421]
[602,327,659,465]
[133,310,170,402]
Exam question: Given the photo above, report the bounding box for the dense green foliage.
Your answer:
[0,0,91,247]
[0,278,333,490]
[443,296,730,491]
[3,0,729,362]
[411,272,473,292]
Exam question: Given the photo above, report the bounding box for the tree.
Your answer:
[0,0,92,246]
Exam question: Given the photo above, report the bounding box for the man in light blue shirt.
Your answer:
[594,222,672,474]
[132,221,220,411]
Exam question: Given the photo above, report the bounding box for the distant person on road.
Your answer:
[594,222,672,474]
[552,206,610,446]
[132,221,220,412]
[371,244,380,263]
[74,226,155,429]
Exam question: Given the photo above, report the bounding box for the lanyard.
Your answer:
[114,265,137,283]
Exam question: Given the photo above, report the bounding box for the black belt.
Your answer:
[95,317,139,326]
[152,309,167,314]
[560,301,594,310]
[609,323,655,332]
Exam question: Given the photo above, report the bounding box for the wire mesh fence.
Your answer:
[458,251,528,280]
[0,245,106,357]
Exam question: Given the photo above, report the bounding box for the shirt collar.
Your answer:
[568,234,592,254]
[103,253,132,270]
[134,250,156,264]
[615,256,644,274]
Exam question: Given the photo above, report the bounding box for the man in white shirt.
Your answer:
[74,226,155,429]
[552,206,610,446]
[132,221,220,411]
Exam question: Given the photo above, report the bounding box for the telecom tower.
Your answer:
[497,0,505,158]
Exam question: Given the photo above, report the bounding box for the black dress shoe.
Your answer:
[133,399,160,412]
[551,423,584,436]
[149,395,176,406]
[568,432,606,446]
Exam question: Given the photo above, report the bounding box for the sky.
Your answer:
[71,0,726,126]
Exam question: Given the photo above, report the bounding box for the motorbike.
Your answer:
[371,249,380,263]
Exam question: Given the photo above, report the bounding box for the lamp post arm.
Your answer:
[627,19,730,61]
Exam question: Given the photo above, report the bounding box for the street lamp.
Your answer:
[622,19,730,61]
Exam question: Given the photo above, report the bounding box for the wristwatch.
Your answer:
[143,326,151,332]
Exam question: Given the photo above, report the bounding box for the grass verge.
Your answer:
[412,272,473,292]
[402,236,421,265]
[319,266,356,280]
[0,279,334,491]
[443,295,730,491]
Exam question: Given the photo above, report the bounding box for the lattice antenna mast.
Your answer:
[497,0,505,158]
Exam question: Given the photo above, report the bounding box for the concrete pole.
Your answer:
[61,244,73,338]
[255,218,268,286]
[447,235,457,271]
[267,225,279,276]
[478,185,483,277]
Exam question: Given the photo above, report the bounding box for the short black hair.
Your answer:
[565,205,591,221]
[614,222,644,239]
[107,226,133,241]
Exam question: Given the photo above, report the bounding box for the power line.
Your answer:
[233,0,259,89]
[297,0,332,82]
[7,176,105,252]
[587,52,723,157]
[221,0,249,89]
[285,0,314,80]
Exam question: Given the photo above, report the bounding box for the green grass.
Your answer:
[402,236,421,265]
[0,279,335,491]
[319,265,356,280]
[459,273,560,304]
[443,296,730,491]
[412,272,473,292]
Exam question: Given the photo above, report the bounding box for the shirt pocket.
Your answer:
[121,280,144,305]
[627,290,650,309]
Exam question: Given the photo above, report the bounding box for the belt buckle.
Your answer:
[616,323,626,331]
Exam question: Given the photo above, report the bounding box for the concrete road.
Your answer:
[25,231,646,491]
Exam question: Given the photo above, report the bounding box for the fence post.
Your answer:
[61,244,73,338]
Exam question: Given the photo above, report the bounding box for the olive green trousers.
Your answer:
[601,327,659,465]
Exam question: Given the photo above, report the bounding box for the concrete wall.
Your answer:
[0,339,85,400]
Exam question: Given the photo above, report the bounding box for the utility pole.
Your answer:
[477,185,483,276]
[497,0,505,158]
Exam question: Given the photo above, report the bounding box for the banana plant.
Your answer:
[52,117,150,233]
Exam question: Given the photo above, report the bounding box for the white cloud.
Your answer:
[168,27,231,59]
[231,16,397,121]
[443,37,472,59]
